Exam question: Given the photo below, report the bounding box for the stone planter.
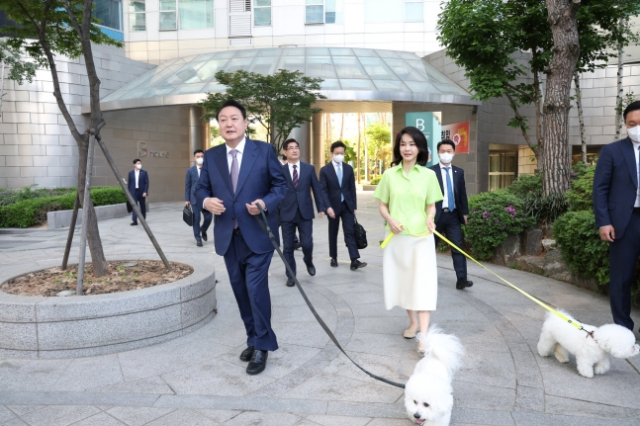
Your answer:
[47,203,150,229]
[0,254,216,359]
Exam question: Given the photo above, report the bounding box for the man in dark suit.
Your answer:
[593,101,640,332]
[429,139,472,290]
[196,99,287,375]
[319,141,367,271]
[280,138,325,287]
[185,149,212,247]
[127,158,149,226]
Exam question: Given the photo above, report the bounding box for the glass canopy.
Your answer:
[101,47,473,106]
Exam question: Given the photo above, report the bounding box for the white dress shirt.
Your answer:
[134,169,140,189]
[287,160,301,181]
[633,139,640,208]
[439,162,455,209]
[332,161,343,184]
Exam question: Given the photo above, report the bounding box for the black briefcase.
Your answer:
[354,217,368,250]
[126,201,132,213]
[183,204,193,226]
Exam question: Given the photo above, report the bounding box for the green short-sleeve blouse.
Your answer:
[373,165,443,235]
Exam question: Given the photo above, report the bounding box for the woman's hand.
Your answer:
[426,215,436,233]
[388,218,404,234]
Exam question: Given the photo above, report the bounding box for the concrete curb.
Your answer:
[46,203,152,229]
[0,253,216,359]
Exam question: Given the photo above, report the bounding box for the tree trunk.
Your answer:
[542,0,580,196]
[573,71,587,164]
[505,92,538,159]
[339,113,344,141]
[614,17,625,141]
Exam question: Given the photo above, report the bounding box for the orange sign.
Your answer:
[441,121,470,154]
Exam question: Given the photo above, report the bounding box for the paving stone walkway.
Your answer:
[0,193,639,426]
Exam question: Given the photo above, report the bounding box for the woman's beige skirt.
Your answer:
[383,232,438,311]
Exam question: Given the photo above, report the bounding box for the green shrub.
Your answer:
[0,187,126,228]
[553,210,610,285]
[507,173,568,225]
[369,175,382,185]
[507,173,541,198]
[0,185,75,206]
[566,164,595,212]
[464,190,535,260]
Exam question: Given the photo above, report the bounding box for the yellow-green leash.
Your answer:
[380,228,593,336]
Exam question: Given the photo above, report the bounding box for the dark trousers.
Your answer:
[131,188,146,223]
[434,210,467,282]
[192,204,212,242]
[224,231,278,351]
[609,210,640,331]
[328,201,359,260]
[282,209,313,278]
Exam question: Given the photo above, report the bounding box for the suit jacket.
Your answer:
[280,161,325,222]
[195,138,287,256]
[184,165,202,206]
[429,164,469,224]
[319,162,357,214]
[593,137,639,237]
[127,169,149,195]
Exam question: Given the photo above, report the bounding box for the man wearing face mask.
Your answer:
[185,149,212,247]
[429,139,472,290]
[593,101,640,332]
[127,158,149,226]
[319,141,367,271]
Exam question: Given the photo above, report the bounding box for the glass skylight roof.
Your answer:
[102,47,470,104]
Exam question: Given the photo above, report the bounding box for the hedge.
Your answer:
[0,187,127,228]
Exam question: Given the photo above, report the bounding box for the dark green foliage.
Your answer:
[0,187,126,228]
[566,163,596,212]
[0,186,76,206]
[506,173,568,225]
[464,190,535,260]
[369,175,382,185]
[553,211,610,285]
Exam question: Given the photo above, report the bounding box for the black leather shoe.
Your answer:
[201,231,208,241]
[456,279,473,290]
[239,346,255,362]
[294,240,302,250]
[130,222,138,226]
[286,277,295,287]
[197,240,203,247]
[306,263,316,276]
[330,258,338,267]
[350,259,367,271]
[246,350,268,375]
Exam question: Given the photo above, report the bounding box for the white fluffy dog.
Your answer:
[537,310,640,378]
[404,326,464,426]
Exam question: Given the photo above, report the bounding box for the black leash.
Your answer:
[255,205,405,389]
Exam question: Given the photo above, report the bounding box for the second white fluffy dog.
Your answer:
[537,310,640,378]
[404,326,464,426]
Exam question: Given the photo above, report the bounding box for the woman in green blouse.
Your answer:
[373,127,443,354]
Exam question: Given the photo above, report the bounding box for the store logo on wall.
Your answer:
[441,121,470,154]
[137,141,169,158]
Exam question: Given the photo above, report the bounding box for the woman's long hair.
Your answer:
[393,126,429,167]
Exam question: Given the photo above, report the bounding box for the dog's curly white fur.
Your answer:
[537,310,640,378]
[404,325,464,426]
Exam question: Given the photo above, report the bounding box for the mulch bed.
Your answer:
[1,260,193,297]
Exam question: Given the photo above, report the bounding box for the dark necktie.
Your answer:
[293,165,299,189]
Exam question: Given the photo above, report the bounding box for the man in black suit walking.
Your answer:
[185,149,212,246]
[429,139,472,290]
[319,141,367,271]
[127,158,149,226]
[280,138,326,287]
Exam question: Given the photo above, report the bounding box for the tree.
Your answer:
[439,0,639,195]
[364,122,392,179]
[198,69,326,153]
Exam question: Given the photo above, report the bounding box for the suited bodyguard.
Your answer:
[593,100,640,332]
[429,139,473,290]
[185,149,212,247]
[319,141,367,271]
[127,158,149,226]
[196,99,287,376]
[280,138,326,287]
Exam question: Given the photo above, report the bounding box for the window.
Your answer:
[95,0,122,31]
[254,0,271,26]
[159,0,177,31]
[306,0,343,24]
[129,0,146,31]
[404,1,423,22]
[179,0,214,30]
[489,151,517,191]
[365,0,402,23]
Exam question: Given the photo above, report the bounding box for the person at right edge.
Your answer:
[429,139,473,291]
[593,100,640,333]
[319,141,367,271]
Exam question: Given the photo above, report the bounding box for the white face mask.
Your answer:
[627,125,640,142]
[196,157,204,165]
[333,154,344,164]
[136,163,142,169]
[439,152,454,164]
